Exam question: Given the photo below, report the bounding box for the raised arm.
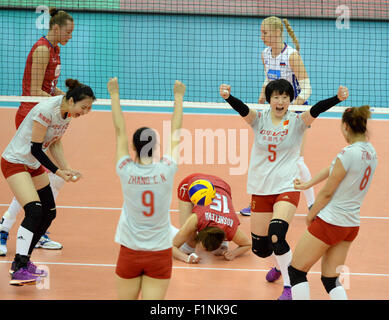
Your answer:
[301,85,349,127]
[168,80,185,163]
[220,84,257,125]
[107,78,130,163]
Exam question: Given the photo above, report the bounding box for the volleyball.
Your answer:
[188,179,216,206]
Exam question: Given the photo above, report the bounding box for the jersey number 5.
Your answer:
[359,166,371,191]
[142,190,154,217]
[268,144,277,162]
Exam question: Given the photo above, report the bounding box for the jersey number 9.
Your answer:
[142,190,155,217]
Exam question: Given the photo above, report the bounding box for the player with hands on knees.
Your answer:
[1,79,95,286]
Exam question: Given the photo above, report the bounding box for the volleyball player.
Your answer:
[173,173,251,263]
[0,8,74,255]
[288,106,377,300]
[240,16,314,217]
[220,79,349,300]
[1,79,95,285]
[108,78,185,300]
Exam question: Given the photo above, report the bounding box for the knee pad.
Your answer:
[21,201,44,232]
[37,185,57,222]
[288,265,308,287]
[321,276,340,294]
[268,219,290,255]
[251,233,273,258]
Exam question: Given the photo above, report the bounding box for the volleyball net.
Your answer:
[0,1,388,112]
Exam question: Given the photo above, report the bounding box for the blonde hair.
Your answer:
[262,16,300,52]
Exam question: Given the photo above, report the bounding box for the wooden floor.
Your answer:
[0,108,388,300]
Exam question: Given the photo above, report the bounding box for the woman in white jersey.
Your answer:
[220,78,349,300]
[240,16,315,217]
[0,8,75,256]
[288,106,377,300]
[107,78,185,300]
[1,79,95,286]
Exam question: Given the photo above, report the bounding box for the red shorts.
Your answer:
[251,192,300,213]
[308,217,359,246]
[115,245,172,280]
[1,157,45,179]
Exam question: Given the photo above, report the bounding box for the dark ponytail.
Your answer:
[195,226,225,251]
[65,78,96,103]
[133,127,157,159]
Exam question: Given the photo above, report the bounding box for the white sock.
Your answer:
[291,281,310,300]
[274,250,292,287]
[329,286,348,300]
[15,226,33,256]
[1,197,22,232]
[297,156,315,207]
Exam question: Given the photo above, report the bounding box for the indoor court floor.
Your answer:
[0,108,388,300]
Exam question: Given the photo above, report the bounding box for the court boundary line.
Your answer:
[0,204,387,220]
[0,260,387,277]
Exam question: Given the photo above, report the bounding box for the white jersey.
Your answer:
[114,155,178,251]
[262,43,301,100]
[318,142,377,227]
[248,108,307,195]
[2,95,70,168]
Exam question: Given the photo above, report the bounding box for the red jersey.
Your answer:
[18,36,61,118]
[177,173,240,241]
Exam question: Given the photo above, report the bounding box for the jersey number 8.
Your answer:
[359,166,371,191]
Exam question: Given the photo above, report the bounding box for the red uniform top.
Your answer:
[18,36,61,118]
[177,173,240,241]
